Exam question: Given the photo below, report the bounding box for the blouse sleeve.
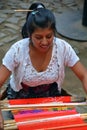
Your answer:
[64,41,80,67]
[2,44,20,72]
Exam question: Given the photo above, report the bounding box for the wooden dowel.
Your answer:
[81,113,87,120]
[4,113,87,124]
[3,113,87,130]
[4,120,17,130]
[0,99,8,104]
[3,113,87,126]
[0,96,86,105]
[4,125,18,130]
[46,123,87,130]
[4,120,16,125]
[0,96,87,111]
[4,122,87,130]
[71,96,86,102]
[14,9,33,12]
[2,106,74,111]
[15,113,86,124]
[1,101,87,111]
[4,123,87,130]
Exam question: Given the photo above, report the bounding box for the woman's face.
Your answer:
[30,28,54,53]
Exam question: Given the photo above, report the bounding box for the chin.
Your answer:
[40,48,49,53]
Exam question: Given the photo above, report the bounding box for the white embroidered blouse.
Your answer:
[2,37,79,92]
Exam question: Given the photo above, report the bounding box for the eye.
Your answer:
[35,36,42,40]
[46,34,53,39]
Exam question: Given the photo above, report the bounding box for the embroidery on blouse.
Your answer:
[22,40,60,87]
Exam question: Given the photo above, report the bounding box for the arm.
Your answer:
[70,61,87,93]
[0,65,11,88]
[0,65,11,129]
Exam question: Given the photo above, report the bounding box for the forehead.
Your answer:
[33,28,53,35]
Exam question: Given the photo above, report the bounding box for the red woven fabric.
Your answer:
[16,110,87,130]
[9,96,71,105]
[9,97,87,130]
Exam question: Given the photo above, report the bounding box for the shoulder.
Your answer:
[55,37,71,47]
[13,38,29,48]
[4,38,30,58]
[54,37,72,53]
[9,38,29,53]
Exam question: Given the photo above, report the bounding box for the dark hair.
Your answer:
[26,8,56,36]
[21,2,45,38]
[26,3,45,20]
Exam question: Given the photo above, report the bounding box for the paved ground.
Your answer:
[0,0,87,115]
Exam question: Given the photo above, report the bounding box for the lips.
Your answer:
[40,45,49,49]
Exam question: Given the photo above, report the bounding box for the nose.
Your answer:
[41,37,48,45]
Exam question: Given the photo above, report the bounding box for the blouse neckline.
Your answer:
[28,41,56,73]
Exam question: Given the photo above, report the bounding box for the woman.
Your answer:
[0,8,87,127]
[21,2,45,38]
[0,7,87,98]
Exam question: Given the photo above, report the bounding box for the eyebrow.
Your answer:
[34,32,53,36]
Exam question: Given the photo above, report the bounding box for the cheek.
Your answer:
[49,37,54,44]
[32,39,39,47]
[31,37,36,44]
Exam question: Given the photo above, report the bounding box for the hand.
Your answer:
[0,110,4,130]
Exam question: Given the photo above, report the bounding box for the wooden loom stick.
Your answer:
[42,123,87,130]
[0,96,87,111]
[1,101,87,111]
[0,96,86,103]
[12,113,86,124]
[0,105,74,110]
[0,96,86,106]
[4,113,87,125]
[14,9,33,12]
[81,113,87,120]
[3,113,87,130]
[4,120,16,125]
[4,125,17,130]
[2,97,87,129]
[4,122,87,130]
